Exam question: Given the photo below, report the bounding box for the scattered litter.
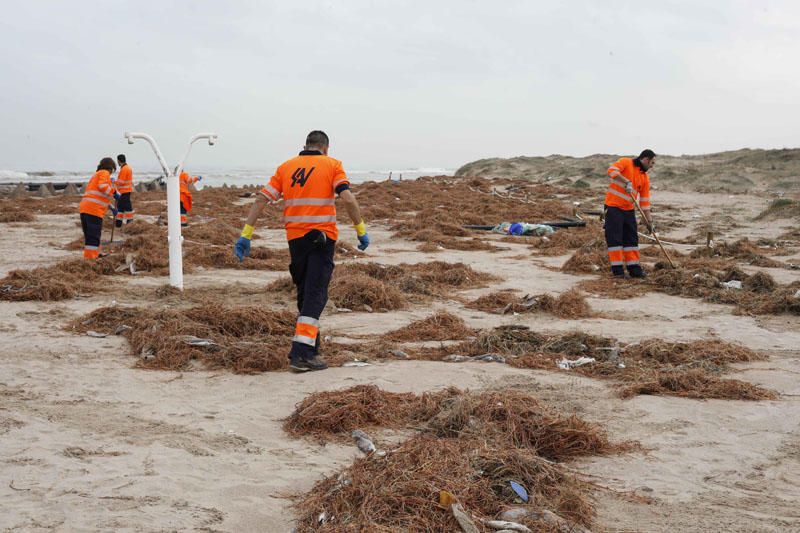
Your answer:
[557,357,596,370]
[794,289,800,299]
[721,280,742,289]
[86,331,107,338]
[444,354,471,362]
[388,349,409,359]
[492,221,555,236]
[472,353,506,363]
[317,511,329,524]
[114,324,132,335]
[485,520,532,532]
[452,503,480,533]
[439,489,457,507]
[336,307,352,313]
[509,480,529,502]
[351,429,376,455]
[343,361,372,367]
[181,335,218,348]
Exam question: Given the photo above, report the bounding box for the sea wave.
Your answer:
[0,167,454,187]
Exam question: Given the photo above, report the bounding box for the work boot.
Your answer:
[289,355,328,373]
[611,265,625,278]
[628,265,647,279]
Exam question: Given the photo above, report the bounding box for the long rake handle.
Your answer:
[629,193,675,268]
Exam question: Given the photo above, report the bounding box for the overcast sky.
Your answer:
[1,0,799,172]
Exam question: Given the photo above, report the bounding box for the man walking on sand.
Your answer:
[234,130,370,372]
[604,149,655,278]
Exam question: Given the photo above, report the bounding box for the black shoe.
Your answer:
[611,266,625,278]
[628,268,647,279]
[289,356,328,372]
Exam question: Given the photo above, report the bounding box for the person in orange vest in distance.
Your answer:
[114,154,134,227]
[234,130,370,372]
[79,157,120,259]
[604,149,655,278]
[177,168,203,226]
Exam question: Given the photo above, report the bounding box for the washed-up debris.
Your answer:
[721,280,743,289]
[557,356,596,370]
[317,511,329,524]
[472,353,506,363]
[342,360,372,367]
[351,429,376,455]
[497,508,593,533]
[491,222,556,236]
[794,289,800,299]
[509,480,529,502]
[114,324,132,335]
[485,520,531,532]
[388,348,409,359]
[181,335,218,348]
[444,353,506,364]
[452,503,480,533]
[86,330,107,338]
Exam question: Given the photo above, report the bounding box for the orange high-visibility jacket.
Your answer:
[116,164,133,193]
[179,172,199,212]
[260,151,349,241]
[79,170,117,218]
[604,157,651,211]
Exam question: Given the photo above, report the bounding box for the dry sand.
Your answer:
[1,188,799,532]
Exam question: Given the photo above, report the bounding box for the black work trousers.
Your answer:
[604,205,641,275]
[287,231,336,360]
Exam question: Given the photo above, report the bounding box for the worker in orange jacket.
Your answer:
[604,149,655,278]
[79,157,119,259]
[114,154,134,227]
[234,130,370,372]
[177,169,203,226]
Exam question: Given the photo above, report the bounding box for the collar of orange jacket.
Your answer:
[298,150,323,156]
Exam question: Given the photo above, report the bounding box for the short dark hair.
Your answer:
[97,157,117,173]
[639,149,656,159]
[305,130,329,148]
[117,154,126,163]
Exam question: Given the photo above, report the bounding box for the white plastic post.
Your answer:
[123,132,217,290]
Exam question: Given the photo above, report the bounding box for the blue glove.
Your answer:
[114,192,121,201]
[110,206,118,217]
[357,233,370,251]
[234,236,251,262]
[197,176,203,181]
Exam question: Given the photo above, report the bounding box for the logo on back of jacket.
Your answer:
[291,167,315,187]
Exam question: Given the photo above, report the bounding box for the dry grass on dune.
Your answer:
[288,385,622,532]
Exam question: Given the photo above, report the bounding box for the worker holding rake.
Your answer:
[79,157,119,259]
[604,149,655,278]
[234,130,370,372]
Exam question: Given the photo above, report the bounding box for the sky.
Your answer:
[1,0,799,172]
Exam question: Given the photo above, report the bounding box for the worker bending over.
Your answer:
[79,157,119,259]
[604,149,655,278]
[234,130,370,372]
[178,169,202,226]
[115,154,134,227]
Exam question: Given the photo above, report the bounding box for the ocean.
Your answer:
[0,167,454,188]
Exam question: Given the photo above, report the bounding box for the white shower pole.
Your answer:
[123,132,218,290]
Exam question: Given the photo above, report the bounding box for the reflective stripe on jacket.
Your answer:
[260,151,349,241]
[79,170,116,218]
[116,164,133,193]
[604,157,651,211]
